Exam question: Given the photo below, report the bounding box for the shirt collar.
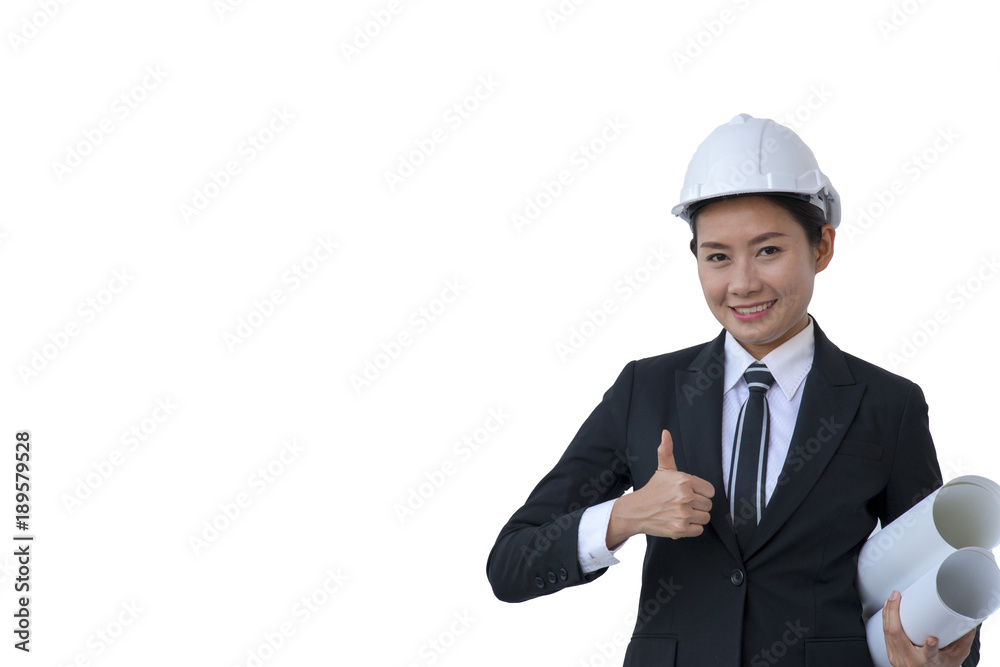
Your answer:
[723,317,815,402]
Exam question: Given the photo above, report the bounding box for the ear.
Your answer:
[814,224,835,273]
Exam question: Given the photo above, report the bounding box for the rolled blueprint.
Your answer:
[866,547,1000,667]
[857,475,1000,618]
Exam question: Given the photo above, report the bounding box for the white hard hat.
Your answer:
[671,113,841,228]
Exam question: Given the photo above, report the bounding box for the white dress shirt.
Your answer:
[577,318,816,573]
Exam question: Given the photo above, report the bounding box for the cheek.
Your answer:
[697,270,723,303]
[772,265,815,303]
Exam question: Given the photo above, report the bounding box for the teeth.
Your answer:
[734,301,774,314]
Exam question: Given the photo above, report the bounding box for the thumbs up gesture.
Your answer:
[656,428,680,472]
[607,430,716,547]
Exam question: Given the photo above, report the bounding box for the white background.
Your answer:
[2,0,999,665]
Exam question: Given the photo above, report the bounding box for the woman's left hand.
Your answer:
[882,590,976,667]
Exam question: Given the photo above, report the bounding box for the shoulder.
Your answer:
[629,339,717,380]
[636,340,713,367]
[817,335,928,411]
[813,319,923,396]
[841,350,919,391]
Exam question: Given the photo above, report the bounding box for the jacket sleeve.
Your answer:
[879,382,942,526]
[878,381,980,666]
[486,361,636,603]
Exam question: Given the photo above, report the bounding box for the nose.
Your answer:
[729,259,762,297]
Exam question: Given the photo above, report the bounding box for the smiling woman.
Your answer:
[692,195,834,360]
[486,113,982,666]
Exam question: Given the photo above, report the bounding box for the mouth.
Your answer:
[730,300,776,319]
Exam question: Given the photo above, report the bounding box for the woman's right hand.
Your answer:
[606,429,715,548]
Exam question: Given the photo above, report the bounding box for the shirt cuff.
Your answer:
[578,498,624,574]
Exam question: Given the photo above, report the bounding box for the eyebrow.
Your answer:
[699,231,788,250]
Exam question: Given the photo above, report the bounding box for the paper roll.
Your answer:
[857,475,1000,618]
[866,548,1000,667]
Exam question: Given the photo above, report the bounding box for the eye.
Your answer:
[705,252,728,262]
[758,246,780,257]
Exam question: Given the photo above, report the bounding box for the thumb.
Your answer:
[657,429,678,471]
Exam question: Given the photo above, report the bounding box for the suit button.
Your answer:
[559,568,568,581]
[730,569,745,586]
[534,576,545,588]
[547,571,557,584]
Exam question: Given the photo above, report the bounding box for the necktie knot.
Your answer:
[744,362,774,394]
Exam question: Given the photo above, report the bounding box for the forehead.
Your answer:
[694,196,802,239]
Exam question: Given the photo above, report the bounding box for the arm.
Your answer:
[878,383,943,526]
[486,361,637,603]
[879,383,980,666]
[486,363,716,602]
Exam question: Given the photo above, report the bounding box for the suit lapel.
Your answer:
[675,330,743,564]
[743,319,865,559]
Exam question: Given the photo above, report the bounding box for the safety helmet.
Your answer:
[671,113,841,228]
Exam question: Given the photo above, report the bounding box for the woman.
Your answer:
[486,114,979,666]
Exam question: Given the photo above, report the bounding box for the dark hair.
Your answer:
[688,194,827,256]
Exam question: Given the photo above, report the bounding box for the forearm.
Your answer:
[487,509,599,603]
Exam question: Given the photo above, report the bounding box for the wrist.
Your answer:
[606,496,637,548]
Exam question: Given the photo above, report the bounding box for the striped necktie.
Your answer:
[728,362,775,552]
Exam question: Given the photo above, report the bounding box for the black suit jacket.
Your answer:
[487,318,980,666]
